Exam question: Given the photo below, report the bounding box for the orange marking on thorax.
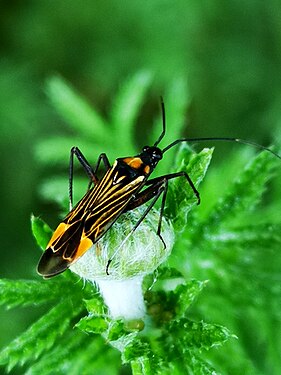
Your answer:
[123,157,143,170]
[144,165,150,174]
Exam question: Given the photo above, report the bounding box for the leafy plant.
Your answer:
[0,73,280,374]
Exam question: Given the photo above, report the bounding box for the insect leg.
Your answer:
[106,180,166,275]
[129,182,167,239]
[127,171,200,210]
[69,147,111,210]
[106,171,199,274]
[87,153,111,190]
[150,172,200,205]
[93,153,111,174]
[122,171,199,257]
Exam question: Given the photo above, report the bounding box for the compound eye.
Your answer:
[153,150,162,159]
[142,146,149,153]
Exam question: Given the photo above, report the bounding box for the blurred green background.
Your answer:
[1,1,281,373]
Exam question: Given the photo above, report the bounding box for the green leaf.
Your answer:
[206,223,281,248]
[200,151,278,232]
[131,356,152,375]
[38,176,89,209]
[181,352,218,375]
[34,136,106,167]
[173,280,207,318]
[46,76,111,144]
[122,339,151,363]
[166,146,213,230]
[26,333,116,375]
[0,278,76,308]
[34,136,73,166]
[111,71,153,153]
[146,279,206,325]
[25,332,87,375]
[144,267,185,292]
[31,215,53,250]
[167,318,235,351]
[102,320,134,344]
[76,315,109,334]
[84,296,107,315]
[0,299,84,371]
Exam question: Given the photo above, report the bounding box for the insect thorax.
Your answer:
[117,158,151,179]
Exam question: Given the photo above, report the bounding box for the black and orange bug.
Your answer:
[37,99,281,278]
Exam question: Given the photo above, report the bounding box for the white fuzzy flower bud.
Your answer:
[70,206,175,320]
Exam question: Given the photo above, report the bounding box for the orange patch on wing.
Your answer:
[76,235,93,259]
[47,222,69,248]
[123,157,143,169]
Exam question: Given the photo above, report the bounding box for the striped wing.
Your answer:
[37,161,145,277]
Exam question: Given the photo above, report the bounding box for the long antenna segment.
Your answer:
[154,96,166,147]
[162,137,281,160]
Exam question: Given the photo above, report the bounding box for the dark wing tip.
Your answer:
[37,247,70,278]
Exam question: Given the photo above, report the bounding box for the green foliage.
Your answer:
[0,278,76,309]
[0,299,83,371]
[0,74,280,374]
[46,75,110,142]
[199,151,279,232]
[165,146,213,230]
[74,275,233,375]
[25,334,115,375]
[31,215,53,250]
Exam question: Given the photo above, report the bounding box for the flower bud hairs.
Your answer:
[37,98,281,320]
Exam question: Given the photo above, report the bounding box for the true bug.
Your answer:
[37,100,281,278]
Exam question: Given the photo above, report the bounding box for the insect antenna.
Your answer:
[154,96,166,147]
[162,137,281,160]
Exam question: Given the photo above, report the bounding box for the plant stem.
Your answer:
[96,276,146,320]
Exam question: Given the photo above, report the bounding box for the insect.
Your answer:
[37,99,281,278]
